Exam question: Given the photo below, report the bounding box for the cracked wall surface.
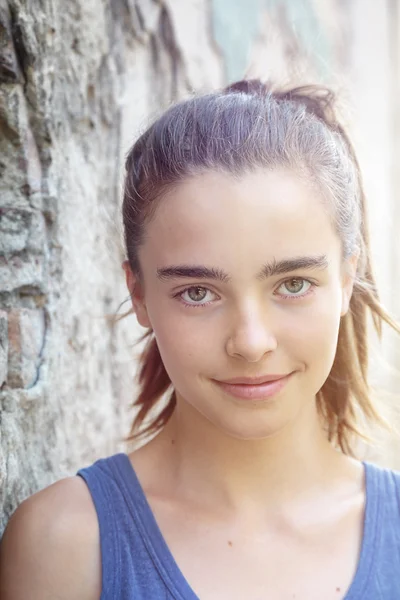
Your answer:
[0,0,224,530]
[1,0,400,531]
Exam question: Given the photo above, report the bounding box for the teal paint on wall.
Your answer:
[211,0,331,82]
[210,0,264,82]
[271,0,331,79]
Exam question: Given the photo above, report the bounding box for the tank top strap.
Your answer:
[77,455,124,598]
[344,460,400,599]
[77,453,199,600]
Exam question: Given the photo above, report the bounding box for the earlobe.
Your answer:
[122,260,151,328]
[340,289,351,317]
[340,279,352,317]
[340,253,358,317]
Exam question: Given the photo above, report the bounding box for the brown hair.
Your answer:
[122,79,400,455]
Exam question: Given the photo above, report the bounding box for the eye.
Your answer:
[176,286,218,306]
[276,278,314,299]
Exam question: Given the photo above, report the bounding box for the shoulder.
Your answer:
[0,475,101,600]
[365,460,400,484]
[365,460,400,509]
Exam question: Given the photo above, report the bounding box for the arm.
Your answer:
[0,476,101,600]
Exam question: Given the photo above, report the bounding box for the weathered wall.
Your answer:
[0,0,224,530]
[1,0,399,532]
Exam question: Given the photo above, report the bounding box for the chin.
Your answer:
[214,416,290,441]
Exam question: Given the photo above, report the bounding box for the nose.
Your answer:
[225,305,278,362]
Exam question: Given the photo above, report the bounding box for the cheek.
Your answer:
[147,301,215,375]
[279,294,342,361]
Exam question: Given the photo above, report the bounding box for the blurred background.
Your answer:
[1,0,400,529]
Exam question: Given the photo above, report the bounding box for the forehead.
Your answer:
[142,168,340,270]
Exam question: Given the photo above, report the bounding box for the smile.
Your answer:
[213,373,293,400]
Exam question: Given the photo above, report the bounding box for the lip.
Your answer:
[218,374,290,385]
[213,373,293,401]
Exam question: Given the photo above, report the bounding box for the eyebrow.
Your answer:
[156,255,329,282]
[257,255,329,279]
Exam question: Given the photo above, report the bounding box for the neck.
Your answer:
[150,395,355,516]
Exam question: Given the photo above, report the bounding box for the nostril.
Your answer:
[225,326,278,362]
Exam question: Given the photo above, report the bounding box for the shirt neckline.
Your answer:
[115,453,380,600]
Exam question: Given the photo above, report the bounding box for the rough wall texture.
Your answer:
[0,0,223,530]
[1,0,399,531]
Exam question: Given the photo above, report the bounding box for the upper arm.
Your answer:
[0,476,101,600]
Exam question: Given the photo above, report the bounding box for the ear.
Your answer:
[340,253,359,317]
[122,260,151,328]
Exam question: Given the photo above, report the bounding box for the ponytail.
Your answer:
[126,331,175,443]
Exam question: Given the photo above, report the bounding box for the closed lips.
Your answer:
[217,374,290,385]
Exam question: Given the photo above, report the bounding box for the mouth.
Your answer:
[218,374,290,385]
[213,373,293,401]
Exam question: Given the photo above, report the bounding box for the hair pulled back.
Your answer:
[122,79,400,454]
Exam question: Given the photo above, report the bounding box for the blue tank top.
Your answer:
[77,453,400,599]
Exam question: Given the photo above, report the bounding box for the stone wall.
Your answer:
[1,0,399,532]
[0,0,223,531]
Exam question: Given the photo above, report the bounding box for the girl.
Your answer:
[1,79,400,600]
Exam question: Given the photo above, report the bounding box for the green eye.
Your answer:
[283,278,306,294]
[277,278,314,299]
[186,287,208,302]
[177,286,217,306]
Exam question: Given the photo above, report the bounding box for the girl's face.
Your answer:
[127,168,357,440]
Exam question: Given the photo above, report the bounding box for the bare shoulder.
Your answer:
[0,475,101,600]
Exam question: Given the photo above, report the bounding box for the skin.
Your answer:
[130,168,354,442]
[0,167,364,600]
